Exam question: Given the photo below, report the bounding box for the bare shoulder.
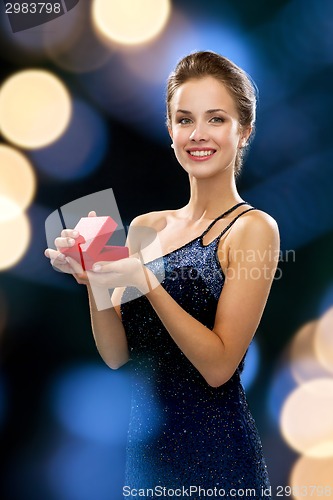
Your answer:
[127,209,175,254]
[230,208,280,248]
[223,209,280,272]
[243,208,279,233]
[130,209,174,231]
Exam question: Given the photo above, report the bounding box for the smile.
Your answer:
[187,149,216,161]
[189,150,215,157]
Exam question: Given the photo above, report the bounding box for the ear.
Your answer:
[239,126,252,148]
[168,127,173,140]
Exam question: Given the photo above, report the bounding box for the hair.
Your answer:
[166,51,258,178]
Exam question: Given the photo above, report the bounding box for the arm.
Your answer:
[144,211,280,387]
[45,211,131,370]
[86,284,129,369]
[73,213,158,368]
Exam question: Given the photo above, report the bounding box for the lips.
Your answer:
[187,148,216,160]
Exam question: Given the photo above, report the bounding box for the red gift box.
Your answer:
[60,216,129,270]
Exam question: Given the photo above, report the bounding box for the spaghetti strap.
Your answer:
[217,207,256,240]
[201,201,252,239]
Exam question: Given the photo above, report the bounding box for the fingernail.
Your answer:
[68,238,75,246]
[93,264,101,271]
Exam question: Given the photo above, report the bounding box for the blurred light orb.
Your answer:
[121,8,196,84]
[0,70,71,149]
[46,438,124,500]
[267,364,297,427]
[9,204,66,287]
[49,364,131,444]
[92,0,171,46]
[290,455,333,500]
[289,320,331,384]
[314,307,333,374]
[0,145,36,214]
[29,99,108,180]
[280,378,333,457]
[241,339,260,390]
[0,195,21,222]
[0,197,31,270]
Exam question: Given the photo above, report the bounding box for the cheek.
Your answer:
[171,133,188,164]
[219,126,240,145]
[172,129,187,147]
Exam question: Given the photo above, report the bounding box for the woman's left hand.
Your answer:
[65,255,152,294]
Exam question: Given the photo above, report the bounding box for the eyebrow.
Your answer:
[206,108,228,114]
[175,108,228,115]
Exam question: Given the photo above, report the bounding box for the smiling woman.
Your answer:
[169,76,250,181]
[166,51,257,179]
[45,51,279,499]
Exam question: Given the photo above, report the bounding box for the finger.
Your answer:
[60,229,80,238]
[55,236,76,249]
[45,248,65,261]
[65,256,85,275]
[53,254,69,269]
[88,211,96,217]
[86,269,110,287]
[92,261,118,272]
[47,249,70,272]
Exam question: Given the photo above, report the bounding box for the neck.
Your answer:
[183,170,243,221]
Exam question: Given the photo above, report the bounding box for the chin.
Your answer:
[186,163,231,179]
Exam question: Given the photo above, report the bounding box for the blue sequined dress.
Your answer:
[120,202,271,499]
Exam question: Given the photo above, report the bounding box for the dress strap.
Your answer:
[201,201,252,239]
[217,207,256,240]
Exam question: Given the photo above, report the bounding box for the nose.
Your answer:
[189,122,208,142]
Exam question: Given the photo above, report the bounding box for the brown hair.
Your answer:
[166,51,258,177]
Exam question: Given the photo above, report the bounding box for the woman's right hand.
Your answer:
[44,210,96,285]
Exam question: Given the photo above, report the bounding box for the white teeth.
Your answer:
[189,150,215,157]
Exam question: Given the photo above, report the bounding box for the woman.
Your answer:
[46,51,279,498]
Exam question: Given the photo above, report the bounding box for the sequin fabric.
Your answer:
[120,202,271,499]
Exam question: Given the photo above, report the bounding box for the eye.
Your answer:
[178,117,192,125]
[210,116,225,123]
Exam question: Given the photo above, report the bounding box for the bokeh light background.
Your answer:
[1,0,333,498]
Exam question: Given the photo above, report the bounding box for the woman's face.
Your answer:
[169,76,250,179]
